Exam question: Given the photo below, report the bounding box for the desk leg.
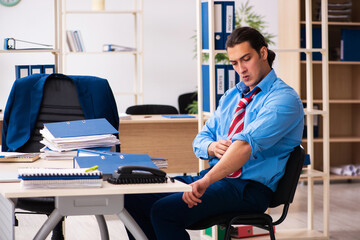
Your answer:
[33,209,63,240]
[0,195,15,240]
[95,215,109,240]
[117,208,148,240]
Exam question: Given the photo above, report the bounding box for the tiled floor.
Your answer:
[14,181,360,240]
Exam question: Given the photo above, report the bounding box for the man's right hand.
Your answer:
[208,140,232,159]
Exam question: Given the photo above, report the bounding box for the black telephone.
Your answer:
[107,165,168,184]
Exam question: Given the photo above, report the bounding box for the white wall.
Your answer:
[0,0,278,113]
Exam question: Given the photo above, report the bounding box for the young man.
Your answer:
[124,27,304,240]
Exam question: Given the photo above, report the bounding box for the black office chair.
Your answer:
[126,104,179,115]
[187,145,305,240]
[11,74,117,240]
[178,92,197,114]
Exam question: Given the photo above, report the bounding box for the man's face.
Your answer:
[227,41,270,91]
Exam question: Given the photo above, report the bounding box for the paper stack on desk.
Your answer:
[40,118,120,152]
[18,167,103,189]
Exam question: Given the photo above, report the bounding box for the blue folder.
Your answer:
[341,29,360,61]
[161,115,195,119]
[44,118,118,138]
[74,153,158,177]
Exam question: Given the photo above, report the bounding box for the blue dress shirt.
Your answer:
[193,69,304,191]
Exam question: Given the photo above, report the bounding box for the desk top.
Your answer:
[0,159,191,199]
[120,115,207,124]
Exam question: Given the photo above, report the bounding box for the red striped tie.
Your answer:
[227,87,261,178]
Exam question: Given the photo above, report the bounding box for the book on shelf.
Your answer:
[0,152,40,163]
[66,30,85,52]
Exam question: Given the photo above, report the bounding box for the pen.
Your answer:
[85,165,99,172]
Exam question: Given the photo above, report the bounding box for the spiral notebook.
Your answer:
[18,167,102,180]
[18,167,103,188]
[20,179,103,189]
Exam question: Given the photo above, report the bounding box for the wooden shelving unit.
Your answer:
[58,0,144,105]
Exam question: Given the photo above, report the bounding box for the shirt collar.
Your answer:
[236,69,277,96]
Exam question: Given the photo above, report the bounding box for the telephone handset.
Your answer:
[107,165,168,184]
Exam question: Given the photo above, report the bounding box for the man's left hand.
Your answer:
[182,177,210,208]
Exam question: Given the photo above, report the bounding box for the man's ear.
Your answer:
[260,46,268,60]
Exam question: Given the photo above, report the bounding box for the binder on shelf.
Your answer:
[300,26,322,61]
[341,28,360,61]
[202,64,229,111]
[15,65,30,79]
[43,64,55,74]
[3,38,52,50]
[30,65,43,75]
[15,64,56,79]
[74,153,159,179]
[201,1,235,50]
[103,44,136,52]
[226,64,239,89]
[222,1,235,44]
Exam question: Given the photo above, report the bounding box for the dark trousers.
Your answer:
[124,168,273,240]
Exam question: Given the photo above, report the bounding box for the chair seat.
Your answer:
[187,212,273,230]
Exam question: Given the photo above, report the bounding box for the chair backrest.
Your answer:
[126,104,179,115]
[178,92,197,114]
[18,75,85,153]
[269,145,305,208]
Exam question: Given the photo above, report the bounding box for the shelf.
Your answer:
[300,169,327,179]
[302,137,360,143]
[64,51,140,55]
[301,60,360,65]
[330,174,360,181]
[273,48,326,53]
[300,21,360,26]
[201,49,227,54]
[304,109,327,115]
[302,99,360,104]
[64,10,141,14]
[0,49,59,54]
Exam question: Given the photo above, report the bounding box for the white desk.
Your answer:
[0,159,191,240]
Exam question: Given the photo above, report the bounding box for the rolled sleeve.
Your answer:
[233,90,304,159]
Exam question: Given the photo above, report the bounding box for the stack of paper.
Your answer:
[0,152,40,163]
[18,167,103,189]
[40,118,120,152]
[40,146,112,161]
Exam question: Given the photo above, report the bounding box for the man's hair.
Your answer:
[226,27,276,68]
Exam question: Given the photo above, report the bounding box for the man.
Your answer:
[125,27,304,240]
